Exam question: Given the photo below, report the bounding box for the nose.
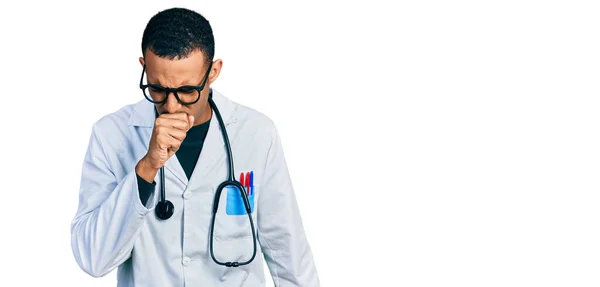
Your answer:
[162,91,181,114]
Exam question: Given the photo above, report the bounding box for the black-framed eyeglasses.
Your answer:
[139,62,213,105]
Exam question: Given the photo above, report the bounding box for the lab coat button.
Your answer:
[182,257,191,266]
[183,191,191,199]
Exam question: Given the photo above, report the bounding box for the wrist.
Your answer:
[136,156,159,183]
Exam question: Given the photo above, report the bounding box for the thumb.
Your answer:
[188,115,194,130]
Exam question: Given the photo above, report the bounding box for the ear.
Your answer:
[208,59,223,85]
[139,57,145,67]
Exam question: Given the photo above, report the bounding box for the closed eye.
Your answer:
[177,87,197,94]
[149,86,164,93]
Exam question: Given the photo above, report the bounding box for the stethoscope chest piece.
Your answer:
[155,198,174,220]
[155,167,174,220]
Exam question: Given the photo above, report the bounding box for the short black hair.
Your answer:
[141,7,214,64]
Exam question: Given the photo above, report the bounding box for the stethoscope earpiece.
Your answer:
[155,199,174,220]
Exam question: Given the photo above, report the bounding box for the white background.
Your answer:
[0,0,599,286]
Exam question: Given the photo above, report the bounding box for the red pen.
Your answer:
[240,172,245,193]
[245,172,250,195]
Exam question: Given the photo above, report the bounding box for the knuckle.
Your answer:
[157,142,168,150]
[157,134,168,145]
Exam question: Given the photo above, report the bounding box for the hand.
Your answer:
[136,112,194,182]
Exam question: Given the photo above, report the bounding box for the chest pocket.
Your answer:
[213,185,259,242]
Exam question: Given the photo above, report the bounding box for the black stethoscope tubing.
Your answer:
[153,93,257,267]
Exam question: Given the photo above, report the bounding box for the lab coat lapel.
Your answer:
[165,155,188,186]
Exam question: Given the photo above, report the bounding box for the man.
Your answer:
[70,7,319,286]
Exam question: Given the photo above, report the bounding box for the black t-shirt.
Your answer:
[136,118,211,206]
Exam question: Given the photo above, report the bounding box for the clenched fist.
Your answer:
[136,112,194,182]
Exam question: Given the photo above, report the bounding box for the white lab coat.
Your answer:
[70,89,320,286]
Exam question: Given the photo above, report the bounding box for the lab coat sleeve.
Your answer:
[258,124,320,287]
[70,123,155,278]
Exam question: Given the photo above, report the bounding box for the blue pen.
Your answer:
[250,171,254,195]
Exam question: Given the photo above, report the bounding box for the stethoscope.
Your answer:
[153,93,257,268]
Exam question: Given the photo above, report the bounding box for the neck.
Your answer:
[193,102,212,126]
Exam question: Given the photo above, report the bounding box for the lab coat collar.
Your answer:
[127,88,237,128]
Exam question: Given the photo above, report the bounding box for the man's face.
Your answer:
[139,49,221,126]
